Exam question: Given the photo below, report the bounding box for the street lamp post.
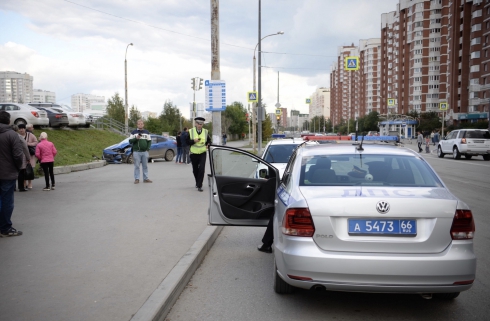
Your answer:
[254,29,283,153]
[124,42,133,135]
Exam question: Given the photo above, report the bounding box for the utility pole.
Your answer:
[257,0,263,153]
[211,0,221,145]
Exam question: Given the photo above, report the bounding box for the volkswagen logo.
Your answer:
[376,201,390,214]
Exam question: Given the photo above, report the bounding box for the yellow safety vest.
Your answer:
[190,128,208,154]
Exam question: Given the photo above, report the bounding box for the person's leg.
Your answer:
[196,153,207,189]
[133,152,141,181]
[190,154,199,186]
[141,151,149,181]
[0,179,16,233]
[176,147,182,163]
[41,163,50,188]
[48,162,55,188]
[185,146,191,164]
[258,214,274,253]
[18,169,26,190]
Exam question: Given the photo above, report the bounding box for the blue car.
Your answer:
[103,135,177,164]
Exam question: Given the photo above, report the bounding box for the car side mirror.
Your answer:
[259,168,268,178]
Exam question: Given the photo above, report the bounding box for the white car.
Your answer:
[46,107,85,128]
[0,103,49,127]
[437,129,490,160]
[260,138,315,178]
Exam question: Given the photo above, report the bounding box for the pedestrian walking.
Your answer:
[35,132,57,191]
[129,119,152,184]
[222,132,227,145]
[0,111,25,237]
[417,131,424,152]
[187,117,211,192]
[20,123,38,189]
[425,136,431,153]
[181,127,190,164]
[431,131,435,145]
[175,131,183,164]
[12,125,30,192]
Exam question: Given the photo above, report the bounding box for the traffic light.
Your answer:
[276,115,281,121]
[198,78,203,90]
[245,113,249,122]
[191,78,195,90]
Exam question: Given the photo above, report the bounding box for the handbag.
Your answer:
[25,163,35,180]
[28,145,36,155]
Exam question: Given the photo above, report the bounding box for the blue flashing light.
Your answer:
[272,134,286,138]
[358,136,399,141]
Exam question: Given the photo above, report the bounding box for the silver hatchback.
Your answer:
[207,143,476,299]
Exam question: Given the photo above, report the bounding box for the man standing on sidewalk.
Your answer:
[181,127,190,164]
[187,117,211,192]
[129,119,152,184]
[417,131,424,153]
[0,111,25,237]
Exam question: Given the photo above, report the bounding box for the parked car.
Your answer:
[47,107,85,128]
[0,102,49,127]
[32,107,69,128]
[103,134,177,163]
[207,143,476,299]
[437,129,490,160]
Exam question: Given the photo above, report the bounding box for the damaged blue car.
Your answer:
[102,135,177,164]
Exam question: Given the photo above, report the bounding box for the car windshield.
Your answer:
[300,154,443,187]
[466,130,490,139]
[263,144,299,163]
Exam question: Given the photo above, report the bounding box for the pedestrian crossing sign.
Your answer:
[439,102,448,110]
[275,109,282,115]
[344,56,359,71]
[248,91,258,102]
[306,98,311,104]
[387,98,396,106]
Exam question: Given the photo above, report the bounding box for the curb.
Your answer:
[130,225,223,321]
[52,160,106,175]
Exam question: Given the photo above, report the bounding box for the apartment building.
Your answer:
[0,71,33,103]
[308,87,331,120]
[32,89,56,103]
[71,93,105,112]
[359,39,382,115]
[289,110,309,131]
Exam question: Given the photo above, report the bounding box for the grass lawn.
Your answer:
[31,128,125,167]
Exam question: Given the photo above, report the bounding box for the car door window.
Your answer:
[157,137,167,143]
[281,150,297,190]
[212,149,274,179]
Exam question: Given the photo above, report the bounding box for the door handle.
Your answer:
[246,184,256,189]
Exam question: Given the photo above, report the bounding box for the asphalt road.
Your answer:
[166,142,490,321]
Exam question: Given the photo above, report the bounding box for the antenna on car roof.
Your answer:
[357,132,365,151]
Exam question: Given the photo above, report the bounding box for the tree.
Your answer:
[106,93,125,123]
[144,116,164,135]
[159,100,181,135]
[223,101,248,136]
[262,114,273,140]
[129,105,141,128]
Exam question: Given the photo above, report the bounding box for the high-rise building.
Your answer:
[0,71,33,103]
[308,87,331,120]
[32,89,56,103]
[359,39,381,115]
[71,93,105,112]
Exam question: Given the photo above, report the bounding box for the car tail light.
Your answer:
[461,138,467,144]
[282,208,315,237]
[453,280,474,285]
[71,114,78,117]
[31,111,39,118]
[450,210,475,240]
[287,275,312,281]
[55,114,63,118]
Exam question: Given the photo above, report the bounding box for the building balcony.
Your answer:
[469,84,481,92]
[469,98,481,106]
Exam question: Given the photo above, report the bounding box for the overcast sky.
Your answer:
[1,0,399,118]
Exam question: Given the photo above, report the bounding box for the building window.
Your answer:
[414,77,422,82]
[473,10,482,18]
[471,51,481,59]
[414,49,423,54]
[470,37,481,45]
[429,65,440,71]
[430,47,441,52]
[472,24,482,32]
[430,28,441,33]
[429,75,440,81]
[470,65,480,72]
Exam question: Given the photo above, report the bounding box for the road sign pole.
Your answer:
[211,0,221,145]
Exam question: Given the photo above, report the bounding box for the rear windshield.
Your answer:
[300,154,443,187]
[263,144,299,163]
[466,130,490,139]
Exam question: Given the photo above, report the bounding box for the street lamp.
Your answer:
[124,42,133,135]
[254,30,283,153]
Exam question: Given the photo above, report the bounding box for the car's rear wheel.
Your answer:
[464,154,473,160]
[273,258,293,294]
[483,154,490,161]
[437,146,445,158]
[453,147,461,159]
[14,118,27,126]
[164,149,175,161]
[435,292,460,300]
[127,154,133,164]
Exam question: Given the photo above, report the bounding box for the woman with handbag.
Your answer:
[19,123,38,189]
[35,132,57,191]
[12,125,31,192]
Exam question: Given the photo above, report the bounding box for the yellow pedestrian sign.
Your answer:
[439,102,448,110]
[305,98,311,104]
[344,56,359,71]
[247,91,258,102]
[387,98,396,106]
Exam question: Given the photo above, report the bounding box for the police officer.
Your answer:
[187,117,211,192]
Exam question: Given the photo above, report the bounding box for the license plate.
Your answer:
[348,219,417,236]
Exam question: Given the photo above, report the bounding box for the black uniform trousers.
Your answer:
[190,152,207,188]
[262,214,274,247]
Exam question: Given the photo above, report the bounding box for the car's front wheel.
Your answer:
[126,153,134,164]
[464,154,473,160]
[164,149,175,161]
[437,146,445,158]
[453,147,461,159]
[435,292,460,300]
[273,258,293,294]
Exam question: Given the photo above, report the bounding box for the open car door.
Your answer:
[208,145,279,226]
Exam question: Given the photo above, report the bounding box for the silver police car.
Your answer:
[207,141,476,299]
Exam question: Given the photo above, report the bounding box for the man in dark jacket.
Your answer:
[0,111,24,237]
[181,127,190,164]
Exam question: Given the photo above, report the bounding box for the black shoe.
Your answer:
[18,188,28,192]
[198,187,203,192]
[257,244,272,253]
[0,227,23,237]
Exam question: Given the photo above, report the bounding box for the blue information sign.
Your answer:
[205,80,226,111]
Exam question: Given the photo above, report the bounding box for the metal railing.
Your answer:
[92,117,132,136]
